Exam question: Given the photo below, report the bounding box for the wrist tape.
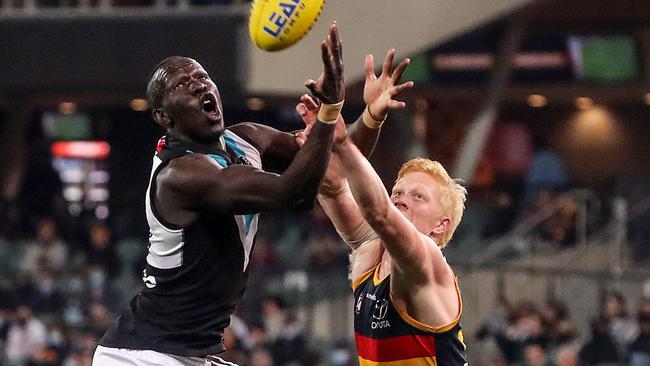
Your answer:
[362,105,386,129]
[317,100,344,124]
[337,220,379,250]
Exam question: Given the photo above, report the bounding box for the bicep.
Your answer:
[200,165,294,214]
[168,158,296,215]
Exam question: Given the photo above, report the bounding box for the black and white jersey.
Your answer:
[99,130,261,357]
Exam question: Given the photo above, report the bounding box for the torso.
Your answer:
[99,130,262,357]
[353,265,467,366]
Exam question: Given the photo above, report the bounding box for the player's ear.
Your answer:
[152,108,172,129]
[431,217,450,237]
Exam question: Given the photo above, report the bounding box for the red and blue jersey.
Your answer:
[353,265,467,366]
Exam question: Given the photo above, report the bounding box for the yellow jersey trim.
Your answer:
[358,356,438,366]
[352,266,377,291]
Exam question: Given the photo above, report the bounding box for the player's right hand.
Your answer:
[304,21,345,104]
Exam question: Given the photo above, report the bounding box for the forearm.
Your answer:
[334,139,392,228]
[318,184,372,250]
[279,120,335,208]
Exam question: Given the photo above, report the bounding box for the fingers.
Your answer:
[364,54,376,80]
[296,103,308,118]
[391,58,410,84]
[300,94,320,111]
[320,40,333,74]
[391,80,414,96]
[382,48,396,77]
[295,131,306,147]
[329,22,342,66]
[387,100,407,110]
[304,77,323,100]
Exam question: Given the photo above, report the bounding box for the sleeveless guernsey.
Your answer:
[353,265,467,366]
[100,130,261,356]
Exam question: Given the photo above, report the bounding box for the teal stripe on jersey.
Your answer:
[208,154,229,168]
[224,135,245,157]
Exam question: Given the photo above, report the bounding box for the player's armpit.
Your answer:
[228,123,300,173]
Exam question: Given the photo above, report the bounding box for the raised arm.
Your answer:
[296,49,413,240]
[348,49,411,156]
[159,22,345,217]
[332,137,438,283]
[250,49,413,171]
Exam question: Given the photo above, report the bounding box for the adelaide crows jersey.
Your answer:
[353,265,467,366]
[100,130,261,357]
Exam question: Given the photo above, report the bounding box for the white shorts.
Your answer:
[92,345,239,366]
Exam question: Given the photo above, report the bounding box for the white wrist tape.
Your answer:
[317,100,344,124]
[362,105,386,129]
[337,220,379,250]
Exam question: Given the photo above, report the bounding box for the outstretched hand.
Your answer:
[363,49,414,120]
[304,22,345,104]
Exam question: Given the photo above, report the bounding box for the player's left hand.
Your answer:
[363,49,414,120]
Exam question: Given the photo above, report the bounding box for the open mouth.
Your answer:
[200,93,221,121]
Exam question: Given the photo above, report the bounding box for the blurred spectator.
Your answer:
[250,346,274,366]
[578,317,620,366]
[555,345,579,366]
[82,264,121,313]
[600,292,639,356]
[628,298,650,366]
[244,322,270,352]
[27,271,65,317]
[522,342,546,366]
[308,233,347,271]
[328,340,355,366]
[87,303,112,337]
[262,295,286,342]
[485,121,534,234]
[20,217,68,275]
[84,224,121,280]
[271,313,307,366]
[541,299,578,351]
[523,145,571,208]
[249,237,281,274]
[5,305,46,365]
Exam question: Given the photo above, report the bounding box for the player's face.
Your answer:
[161,60,224,144]
[391,172,447,240]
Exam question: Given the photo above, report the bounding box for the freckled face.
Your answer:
[161,59,224,144]
[391,172,444,237]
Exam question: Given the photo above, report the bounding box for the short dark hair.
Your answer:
[146,56,196,109]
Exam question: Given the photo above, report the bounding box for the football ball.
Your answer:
[249,0,325,52]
